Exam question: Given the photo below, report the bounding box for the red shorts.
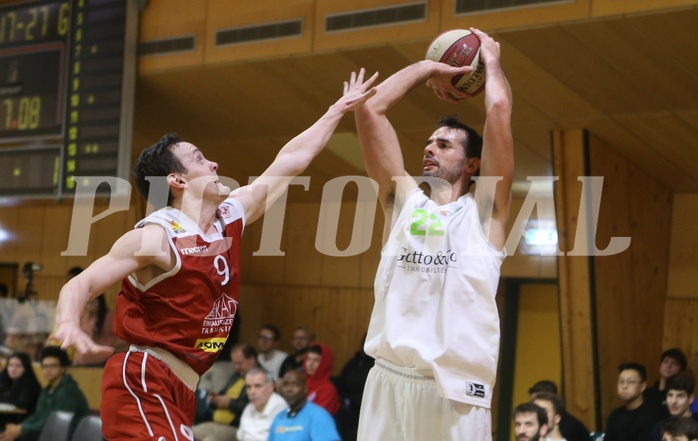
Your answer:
[101,351,196,441]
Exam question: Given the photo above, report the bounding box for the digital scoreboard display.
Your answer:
[0,0,137,198]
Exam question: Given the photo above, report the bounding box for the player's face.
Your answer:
[280,371,307,409]
[514,412,545,441]
[666,390,693,417]
[660,357,683,379]
[305,352,322,376]
[617,369,645,402]
[6,356,24,380]
[171,142,230,203]
[422,127,469,183]
[245,372,274,409]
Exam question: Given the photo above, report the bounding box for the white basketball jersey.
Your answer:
[364,188,504,408]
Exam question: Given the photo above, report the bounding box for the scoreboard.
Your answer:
[0,0,137,198]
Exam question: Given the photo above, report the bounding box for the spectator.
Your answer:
[237,368,287,441]
[334,334,374,441]
[0,353,41,430]
[650,374,698,441]
[193,343,258,441]
[661,416,698,441]
[605,362,658,441]
[529,380,590,441]
[279,327,315,380]
[514,402,549,441]
[646,348,688,419]
[532,392,566,440]
[0,346,89,441]
[256,325,287,381]
[303,343,340,416]
[269,370,340,441]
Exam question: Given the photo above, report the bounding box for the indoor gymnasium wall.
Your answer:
[588,133,672,428]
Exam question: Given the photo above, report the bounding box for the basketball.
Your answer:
[425,29,485,95]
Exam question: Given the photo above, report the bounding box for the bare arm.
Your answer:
[354,60,473,211]
[471,29,514,250]
[52,224,171,356]
[231,69,378,224]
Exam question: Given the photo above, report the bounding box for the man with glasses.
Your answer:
[0,346,89,441]
[256,325,287,381]
[605,362,659,441]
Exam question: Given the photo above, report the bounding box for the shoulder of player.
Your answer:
[110,224,169,259]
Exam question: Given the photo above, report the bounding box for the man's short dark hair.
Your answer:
[529,380,558,396]
[40,346,71,367]
[666,374,695,396]
[662,416,698,439]
[532,391,565,416]
[662,348,688,372]
[436,115,483,160]
[132,133,186,207]
[261,325,280,341]
[513,402,548,427]
[619,362,647,382]
[308,344,323,356]
[234,343,258,360]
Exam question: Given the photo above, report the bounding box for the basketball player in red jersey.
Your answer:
[51,69,377,441]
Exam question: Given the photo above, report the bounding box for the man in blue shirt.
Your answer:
[269,370,340,441]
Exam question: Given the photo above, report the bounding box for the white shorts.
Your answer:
[357,359,491,441]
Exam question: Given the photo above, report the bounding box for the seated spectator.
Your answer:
[529,380,590,441]
[256,325,287,381]
[304,343,339,416]
[0,346,89,441]
[605,362,659,441]
[0,353,41,430]
[269,370,340,441]
[661,416,698,441]
[532,392,566,440]
[334,333,374,441]
[237,368,287,441]
[650,374,698,441]
[279,327,315,381]
[73,294,127,366]
[193,343,258,441]
[646,348,688,419]
[513,401,549,441]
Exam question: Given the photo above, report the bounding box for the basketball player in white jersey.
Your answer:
[352,28,513,441]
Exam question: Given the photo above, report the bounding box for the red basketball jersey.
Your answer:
[114,198,244,376]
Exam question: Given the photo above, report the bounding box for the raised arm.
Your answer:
[231,69,378,224]
[354,60,473,210]
[52,224,170,356]
[471,28,514,250]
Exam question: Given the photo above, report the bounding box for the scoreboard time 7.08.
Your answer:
[0,0,137,198]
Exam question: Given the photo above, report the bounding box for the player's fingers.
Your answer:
[363,72,379,90]
[344,81,349,95]
[356,67,365,85]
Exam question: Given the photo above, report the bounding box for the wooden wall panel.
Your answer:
[441,0,591,31]
[591,0,698,17]
[313,0,441,51]
[553,129,597,430]
[663,298,698,372]
[588,133,671,428]
[204,0,314,64]
[138,0,207,72]
[667,194,698,299]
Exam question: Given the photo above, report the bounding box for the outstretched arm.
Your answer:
[231,69,378,224]
[471,28,514,250]
[354,60,473,211]
[52,224,171,356]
